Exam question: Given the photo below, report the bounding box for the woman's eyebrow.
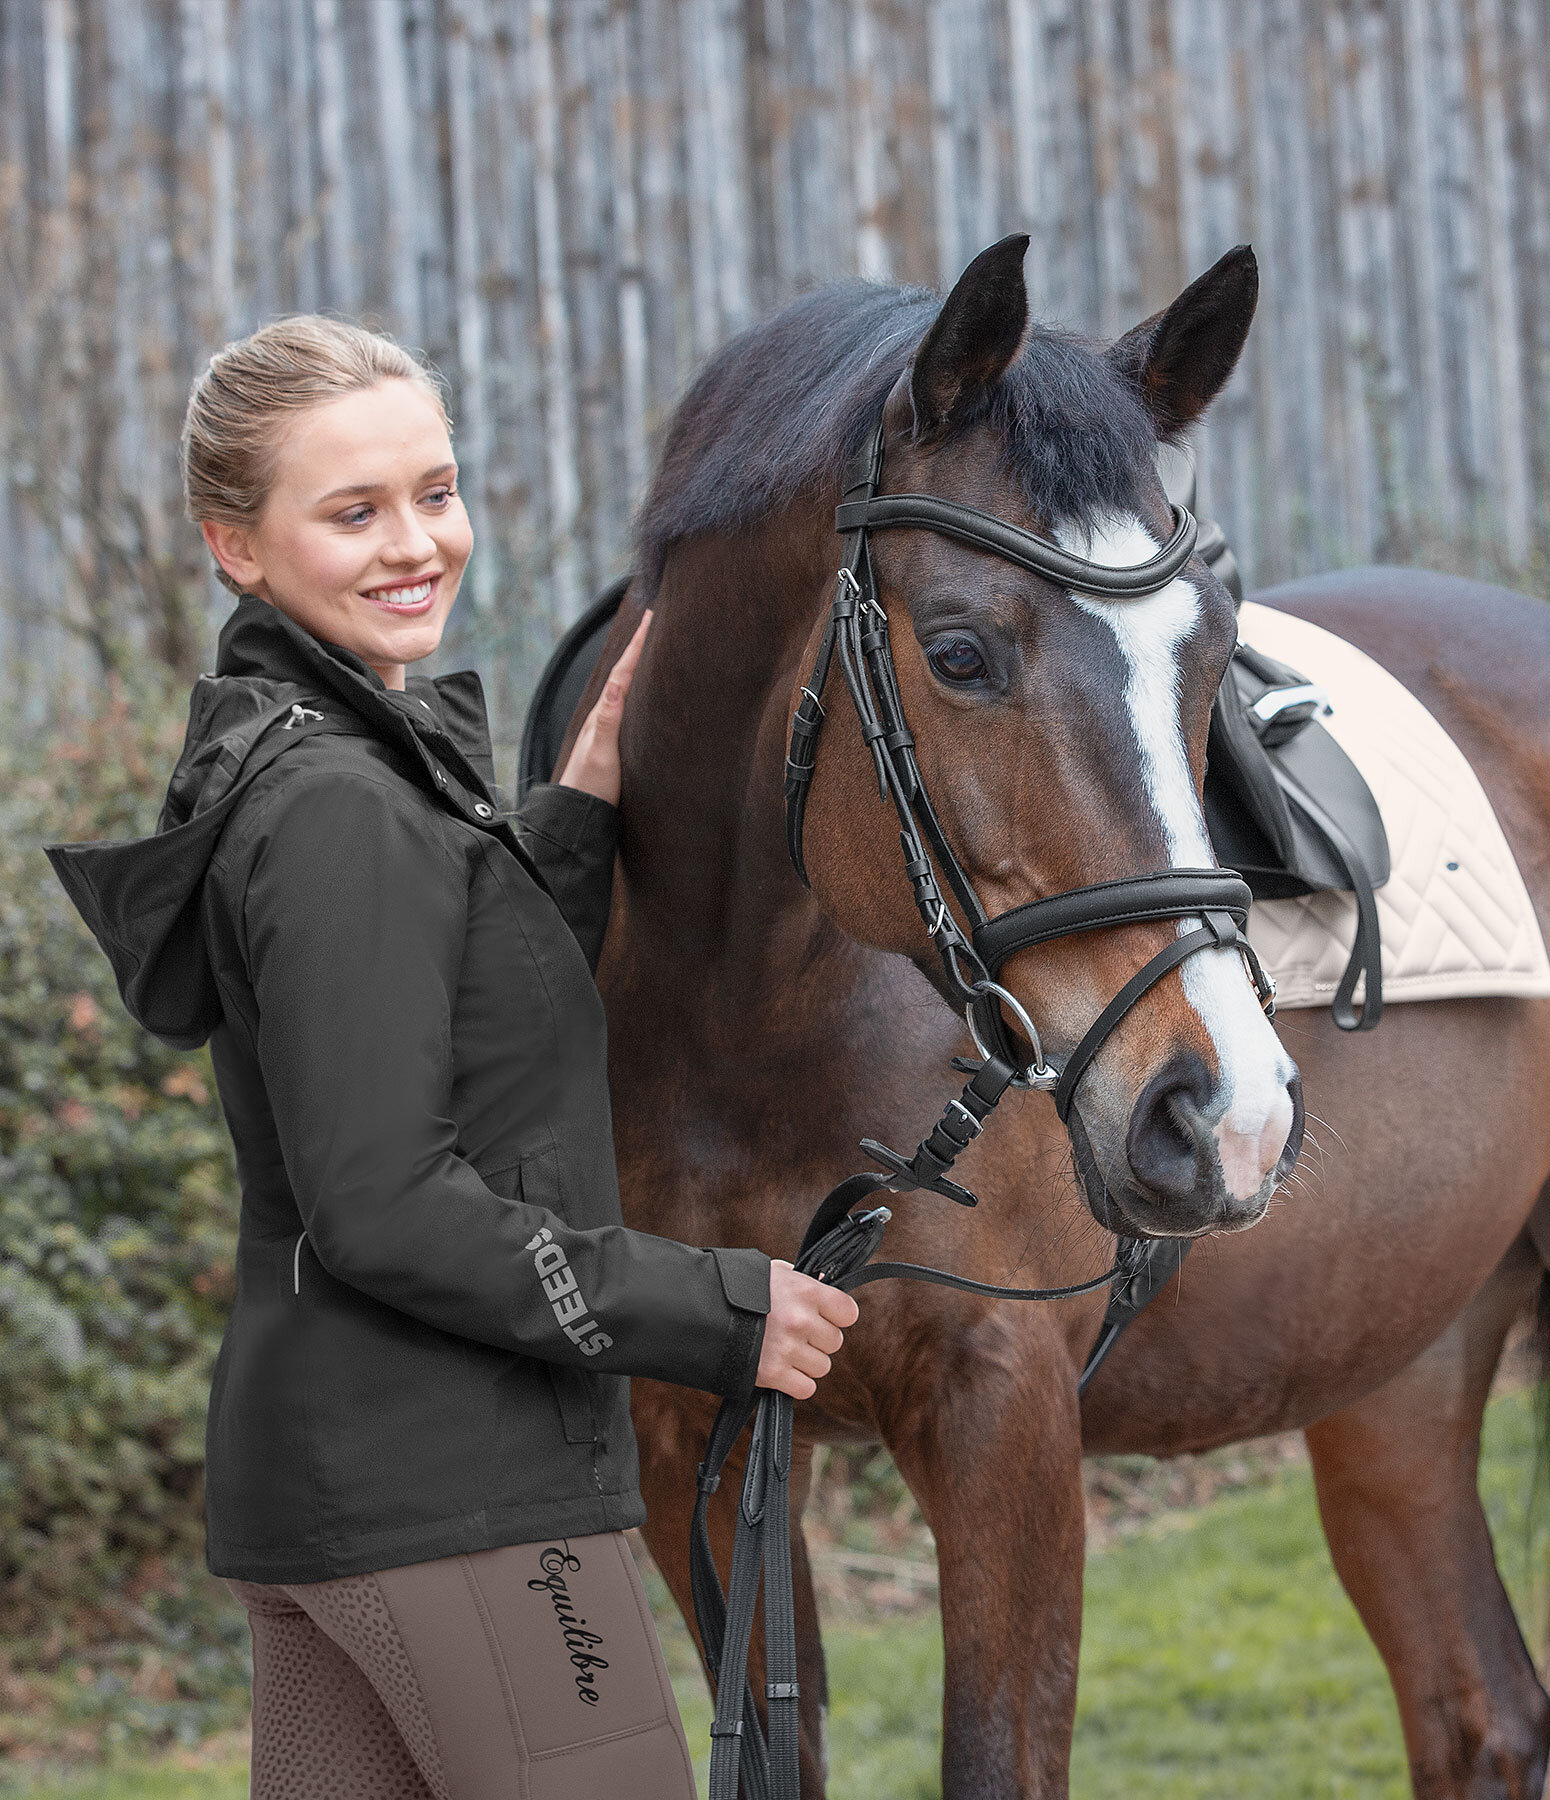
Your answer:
[316,463,457,505]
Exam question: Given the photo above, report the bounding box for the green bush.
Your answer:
[0,682,238,1639]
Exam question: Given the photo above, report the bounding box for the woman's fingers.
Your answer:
[817,1286,860,1330]
[555,610,653,804]
[757,1259,860,1395]
[598,609,652,712]
[586,610,652,729]
[808,1319,845,1356]
[613,608,652,680]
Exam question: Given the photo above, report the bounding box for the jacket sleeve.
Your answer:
[512,782,619,973]
[236,771,769,1399]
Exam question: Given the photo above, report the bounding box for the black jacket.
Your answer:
[45,594,770,1583]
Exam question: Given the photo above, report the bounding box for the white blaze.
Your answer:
[1058,512,1294,1201]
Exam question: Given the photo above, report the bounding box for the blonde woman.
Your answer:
[47,317,857,1799]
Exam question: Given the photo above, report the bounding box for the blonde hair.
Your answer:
[181,315,452,595]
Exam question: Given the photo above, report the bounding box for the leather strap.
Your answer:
[834,492,1199,598]
[1078,1236,1195,1393]
[716,405,1296,1797]
[693,1170,1142,1800]
[1276,776,1384,1031]
[971,868,1253,968]
[1051,912,1256,1122]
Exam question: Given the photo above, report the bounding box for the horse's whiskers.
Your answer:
[1303,1110,1349,1155]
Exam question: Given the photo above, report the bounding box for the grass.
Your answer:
[6,1391,1546,1798]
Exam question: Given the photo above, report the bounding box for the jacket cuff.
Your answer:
[714,1309,768,1401]
[711,1246,772,1315]
[517,782,620,857]
[709,1248,770,1402]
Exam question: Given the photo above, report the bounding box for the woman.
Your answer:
[46,316,858,1799]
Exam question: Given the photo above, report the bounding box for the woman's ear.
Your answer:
[201,519,263,593]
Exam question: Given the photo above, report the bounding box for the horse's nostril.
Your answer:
[1126,1054,1215,1204]
[1274,1074,1307,1182]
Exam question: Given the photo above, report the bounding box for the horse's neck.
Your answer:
[613,511,849,994]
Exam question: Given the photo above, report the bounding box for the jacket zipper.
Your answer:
[293,1230,307,1295]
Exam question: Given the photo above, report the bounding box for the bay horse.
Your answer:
[553,236,1550,1798]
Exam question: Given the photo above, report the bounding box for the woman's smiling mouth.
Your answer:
[361,575,439,615]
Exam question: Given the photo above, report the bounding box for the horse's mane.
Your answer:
[634,278,1162,597]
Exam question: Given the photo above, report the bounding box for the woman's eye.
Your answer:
[339,505,373,527]
[424,486,455,507]
[926,636,989,685]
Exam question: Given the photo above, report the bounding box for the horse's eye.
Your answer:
[926,635,988,685]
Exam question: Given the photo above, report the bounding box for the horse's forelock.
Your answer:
[983,334,1162,528]
[633,283,1163,599]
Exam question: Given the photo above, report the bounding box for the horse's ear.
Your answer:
[908,234,1030,437]
[1107,245,1259,439]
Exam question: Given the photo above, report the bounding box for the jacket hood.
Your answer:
[45,595,505,1050]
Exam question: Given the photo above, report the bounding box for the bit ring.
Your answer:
[965,980,1059,1091]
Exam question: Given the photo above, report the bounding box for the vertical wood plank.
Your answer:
[284,0,321,314]
[1470,0,1530,564]
[847,0,891,279]
[528,0,582,626]
[370,0,420,334]
[312,0,355,310]
[446,0,494,612]
[609,0,651,506]
[928,0,960,285]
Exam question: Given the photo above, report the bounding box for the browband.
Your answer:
[834,492,1199,599]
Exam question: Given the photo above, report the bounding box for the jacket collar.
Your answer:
[215,593,501,800]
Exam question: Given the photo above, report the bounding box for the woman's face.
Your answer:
[202,379,473,689]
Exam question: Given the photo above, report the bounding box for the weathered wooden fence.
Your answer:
[2,0,1546,744]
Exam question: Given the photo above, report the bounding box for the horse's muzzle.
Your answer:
[1077,1055,1304,1237]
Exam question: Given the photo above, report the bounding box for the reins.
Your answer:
[693,415,1276,1800]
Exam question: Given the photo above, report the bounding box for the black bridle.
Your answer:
[785,417,1274,1122]
[692,415,1277,1800]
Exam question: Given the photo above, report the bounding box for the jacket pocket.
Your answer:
[546,1364,598,1446]
[488,1148,600,1448]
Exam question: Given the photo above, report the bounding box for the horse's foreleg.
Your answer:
[1304,1234,1549,1799]
[631,1380,832,1797]
[886,1311,1087,1799]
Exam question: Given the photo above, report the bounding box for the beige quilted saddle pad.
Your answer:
[1236,601,1550,1010]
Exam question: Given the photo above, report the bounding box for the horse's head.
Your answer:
[795,235,1302,1238]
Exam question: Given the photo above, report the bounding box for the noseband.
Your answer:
[693,416,1280,1800]
[783,416,1274,1130]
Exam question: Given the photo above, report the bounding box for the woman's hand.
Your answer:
[556,609,653,807]
[757,1261,861,1400]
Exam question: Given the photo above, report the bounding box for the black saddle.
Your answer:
[519,474,1387,1032]
[1156,450,1388,1032]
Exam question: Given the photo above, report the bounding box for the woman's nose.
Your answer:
[381,510,439,565]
